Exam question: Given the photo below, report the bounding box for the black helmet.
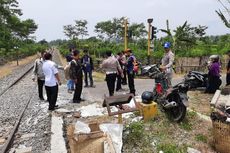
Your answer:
[141,91,154,104]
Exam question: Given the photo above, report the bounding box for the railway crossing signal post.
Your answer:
[147,18,153,65]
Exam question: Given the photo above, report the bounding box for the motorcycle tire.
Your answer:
[166,95,187,122]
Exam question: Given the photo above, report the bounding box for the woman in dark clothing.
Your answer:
[206,55,222,93]
[226,51,230,86]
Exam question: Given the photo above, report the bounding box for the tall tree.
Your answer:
[216,0,230,28]
[63,24,77,40]
[129,23,147,41]
[75,20,88,39]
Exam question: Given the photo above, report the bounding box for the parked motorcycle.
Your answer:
[184,71,208,89]
[142,64,189,122]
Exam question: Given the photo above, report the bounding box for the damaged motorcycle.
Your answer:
[142,64,189,122]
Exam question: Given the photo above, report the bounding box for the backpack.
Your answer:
[64,64,71,80]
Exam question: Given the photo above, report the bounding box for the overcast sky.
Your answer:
[18,0,229,41]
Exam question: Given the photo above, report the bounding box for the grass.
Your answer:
[156,143,187,153]
[195,134,208,143]
[0,54,37,79]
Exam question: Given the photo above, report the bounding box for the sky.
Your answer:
[18,0,230,41]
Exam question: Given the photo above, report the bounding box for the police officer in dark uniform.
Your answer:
[125,49,136,96]
[69,50,83,103]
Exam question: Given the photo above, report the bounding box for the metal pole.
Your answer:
[16,49,19,66]
[124,19,128,50]
[147,23,151,65]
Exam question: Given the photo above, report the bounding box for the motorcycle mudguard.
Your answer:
[179,93,189,107]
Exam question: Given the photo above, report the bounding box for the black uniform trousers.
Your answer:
[37,79,45,99]
[106,73,117,96]
[116,74,122,91]
[127,71,136,95]
[84,70,93,86]
[226,73,230,86]
[45,85,58,110]
[122,68,127,85]
[73,77,83,102]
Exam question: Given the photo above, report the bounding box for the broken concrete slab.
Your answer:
[210,90,220,106]
[100,124,123,153]
[187,147,201,153]
[51,116,67,153]
[15,147,32,153]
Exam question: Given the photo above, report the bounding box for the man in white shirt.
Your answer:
[42,52,61,111]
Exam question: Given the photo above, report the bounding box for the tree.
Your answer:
[63,24,77,40]
[75,20,88,39]
[129,23,147,41]
[94,17,125,41]
[160,20,208,55]
[216,0,230,28]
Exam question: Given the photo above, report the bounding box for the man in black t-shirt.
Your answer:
[226,50,230,86]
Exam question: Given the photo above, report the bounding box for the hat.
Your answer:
[125,48,132,53]
[163,42,171,49]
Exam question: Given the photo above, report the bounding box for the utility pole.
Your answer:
[147,18,153,65]
[124,19,128,50]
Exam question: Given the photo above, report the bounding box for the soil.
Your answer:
[0,54,37,79]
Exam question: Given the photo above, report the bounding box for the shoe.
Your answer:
[55,105,59,108]
[79,98,85,101]
[68,89,73,94]
[84,85,89,88]
[90,85,96,88]
[48,108,55,111]
[73,100,80,103]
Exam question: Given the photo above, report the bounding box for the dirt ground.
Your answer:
[188,90,213,116]
[0,54,38,79]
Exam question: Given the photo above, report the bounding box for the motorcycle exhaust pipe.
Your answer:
[164,101,178,109]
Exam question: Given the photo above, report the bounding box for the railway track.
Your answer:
[0,64,34,153]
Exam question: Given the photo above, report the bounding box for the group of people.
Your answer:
[101,49,137,97]
[32,51,61,110]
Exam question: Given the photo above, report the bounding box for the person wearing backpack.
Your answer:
[65,49,75,93]
[69,50,84,103]
[32,51,46,100]
[81,49,94,87]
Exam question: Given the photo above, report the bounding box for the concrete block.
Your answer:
[138,102,158,122]
[210,90,221,106]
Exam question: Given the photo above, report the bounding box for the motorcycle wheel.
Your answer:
[166,95,187,122]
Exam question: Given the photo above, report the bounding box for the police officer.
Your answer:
[101,51,123,96]
[161,42,175,87]
[69,50,83,103]
[125,49,136,96]
[81,49,94,87]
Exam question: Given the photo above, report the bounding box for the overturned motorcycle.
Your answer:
[142,64,189,122]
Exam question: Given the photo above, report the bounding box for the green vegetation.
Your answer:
[195,134,208,143]
[156,143,187,153]
[53,17,230,64]
[0,0,47,64]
